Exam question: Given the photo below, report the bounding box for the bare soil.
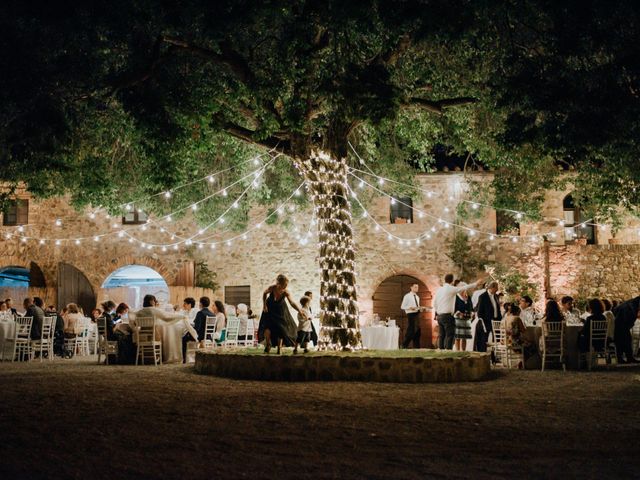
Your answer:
[0,358,639,480]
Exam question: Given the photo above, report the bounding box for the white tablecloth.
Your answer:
[0,319,16,359]
[156,318,190,364]
[361,326,399,350]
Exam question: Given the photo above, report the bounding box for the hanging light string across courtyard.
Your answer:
[123,182,307,251]
[346,141,608,233]
[348,171,583,243]
[9,156,281,245]
[92,149,279,216]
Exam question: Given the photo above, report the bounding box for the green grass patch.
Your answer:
[205,348,473,359]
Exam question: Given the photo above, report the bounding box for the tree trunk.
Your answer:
[298,150,359,348]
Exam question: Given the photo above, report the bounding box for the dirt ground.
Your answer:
[0,358,638,480]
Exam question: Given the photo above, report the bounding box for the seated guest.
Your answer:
[182,297,197,325]
[5,298,18,316]
[0,301,7,316]
[24,297,44,340]
[560,296,581,324]
[107,303,129,341]
[132,294,190,325]
[504,305,536,367]
[212,301,227,340]
[237,303,251,340]
[44,304,65,332]
[519,295,537,326]
[182,296,214,363]
[542,299,564,324]
[62,303,85,338]
[91,308,102,322]
[578,298,607,353]
[602,299,616,342]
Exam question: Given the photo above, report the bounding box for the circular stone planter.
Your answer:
[194,349,491,383]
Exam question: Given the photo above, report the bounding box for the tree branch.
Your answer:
[162,36,255,85]
[219,119,292,156]
[406,96,478,115]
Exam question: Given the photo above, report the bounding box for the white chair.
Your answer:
[97,316,118,365]
[7,316,33,362]
[238,318,254,347]
[490,320,508,367]
[203,316,218,348]
[540,321,564,372]
[581,319,612,370]
[31,317,55,362]
[73,318,91,356]
[223,318,240,347]
[135,317,162,366]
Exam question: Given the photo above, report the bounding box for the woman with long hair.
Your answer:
[259,274,308,354]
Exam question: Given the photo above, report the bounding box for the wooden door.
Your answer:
[57,263,96,315]
[372,275,433,348]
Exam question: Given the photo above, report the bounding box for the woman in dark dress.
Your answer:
[259,274,308,354]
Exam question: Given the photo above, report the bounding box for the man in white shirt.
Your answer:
[518,295,537,326]
[433,273,482,349]
[182,297,198,325]
[471,283,486,310]
[400,283,427,349]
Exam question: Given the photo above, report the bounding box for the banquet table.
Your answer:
[0,318,16,360]
[361,325,400,350]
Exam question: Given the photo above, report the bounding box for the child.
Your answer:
[293,296,312,354]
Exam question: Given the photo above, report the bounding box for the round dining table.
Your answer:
[361,325,400,350]
[0,318,16,360]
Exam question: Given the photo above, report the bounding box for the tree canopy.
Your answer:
[1,0,639,226]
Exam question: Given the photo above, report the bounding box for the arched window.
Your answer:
[563,195,595,244]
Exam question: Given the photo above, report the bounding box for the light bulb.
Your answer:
[164,191,172,199]
[191,204,198,211]
[55,219,62,226]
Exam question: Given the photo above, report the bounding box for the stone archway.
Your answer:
[106,255,173,285]
[372,274,434,348]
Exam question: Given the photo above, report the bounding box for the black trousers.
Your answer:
[403,313,421,348]
[437,314,455,350]
[182,333,196,363]
[475,321,491,352]
[614,321,634,361]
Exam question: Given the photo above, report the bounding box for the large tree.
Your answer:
[2,0,639,340]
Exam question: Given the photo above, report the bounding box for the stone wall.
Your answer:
[2,173,640,317]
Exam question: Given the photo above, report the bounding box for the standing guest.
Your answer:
[560,296,581,324]
[578,299,607,354]
[182,297,197,325]
[293,296,312,354]
[433,274,482,350]
[5,298,18,316]
[519,296,537,326]
[304,291,314,316]
[258,274,307,354]
[454,283,473,352]
[542,299,564,324]
[613,296,640,363]
[303,290,319,347]
[23,297,44,340]
[475,281,501,353]
[400,283,425,349]
[181,296,214,363]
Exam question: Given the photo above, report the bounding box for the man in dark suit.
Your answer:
[613,296,640,363]
[475,281,501,353]
[182,296,214,363]
[23,297,45,340]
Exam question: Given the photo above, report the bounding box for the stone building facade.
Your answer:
[1,172,640,346]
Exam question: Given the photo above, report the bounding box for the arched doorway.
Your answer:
[57,263,96,315]
[101,265,169,310]
[0,262,48,307]
[372,275,433,348]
